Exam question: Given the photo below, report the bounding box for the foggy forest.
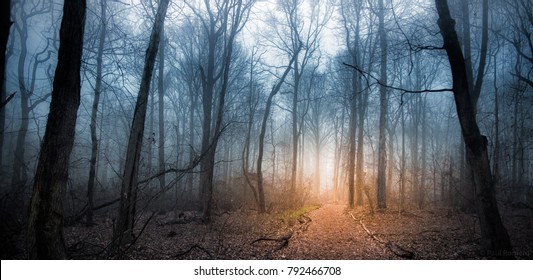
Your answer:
[0,0,532,260]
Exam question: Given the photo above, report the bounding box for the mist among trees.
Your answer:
[0,0,532,260]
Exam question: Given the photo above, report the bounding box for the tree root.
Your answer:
[173,244,213,259]
[299,214,312,231]
[252,231,293,259]
[350,212,415,259]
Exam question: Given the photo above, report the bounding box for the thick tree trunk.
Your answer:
[460,0,489,211]
[0,0,10,170]
[26,0,86,259]
[86,0,106,227]
[113,0,168,252]
[435,0,513,258]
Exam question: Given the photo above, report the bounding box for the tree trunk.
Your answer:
[11,23,30,197]
[113,0,169,252]
[86,0,106,227]
[26,0,86,259]
[0,0,11,171]
[435,0,513,258]
[200,0,248,220]
[198,18,217,220]
[11,1,52,201]
[420,95,428,208]
[158,26,166,192]
[242,55,260,209]
[492,54,500,184]
[347,69,357,208]
[460,0,489,211]
[257,50,299,213]
[400,104,406,212]
[355,89,366,206]
[376,0,388,209]
[187,81,197,204]
[291,61,300,207]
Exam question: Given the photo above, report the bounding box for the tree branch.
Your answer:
[342,62,453,94]
[0,92,16,109]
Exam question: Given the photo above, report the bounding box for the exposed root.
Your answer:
[299,214,312,231]
[174,244,213,259]
[350,212,415,259]
[252,231,293,259]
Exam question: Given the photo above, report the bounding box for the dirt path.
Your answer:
[273,204,397,259]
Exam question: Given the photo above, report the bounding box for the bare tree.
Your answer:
[26,0,86,259]
[269,0,330,206]
[86,0,107,227]
[11,0,53,204]
[376,0,388,209]
[112,0,169,251]
[434,0,513,258]
[189,0,254,220]
[256,48,300,213]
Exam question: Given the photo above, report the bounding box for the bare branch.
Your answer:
[342,62,453,94]
[0,92,16,109]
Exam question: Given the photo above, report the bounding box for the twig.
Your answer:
[117,212,156,259]
[65,198,120,226]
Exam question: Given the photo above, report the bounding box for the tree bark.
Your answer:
[113,0,169,251]
[26,0,86,259]
[0,0,11,171]
[435,0,513,258]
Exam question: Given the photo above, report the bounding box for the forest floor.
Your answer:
[61,203,533,260]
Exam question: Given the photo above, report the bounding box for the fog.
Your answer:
[0,0,532,259]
